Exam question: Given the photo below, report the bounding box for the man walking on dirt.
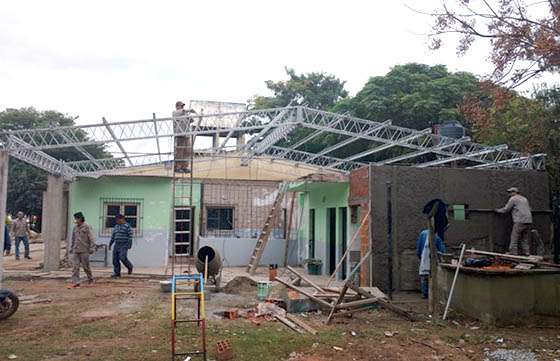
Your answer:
[495,187,533,256]
[68,212,96,288]
[11,211,31,260]
[109,214,134,278]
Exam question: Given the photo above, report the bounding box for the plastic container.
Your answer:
[307,263,322,275]
[256,281,272,301]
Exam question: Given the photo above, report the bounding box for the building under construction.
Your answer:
[0,102,551,287]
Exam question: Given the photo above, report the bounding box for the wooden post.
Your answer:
[427,217,438,316]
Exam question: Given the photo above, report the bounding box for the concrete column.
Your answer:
[42,175,64,271]
[0,151,8,286]
[236,134,246,150]
[212,134,220,149]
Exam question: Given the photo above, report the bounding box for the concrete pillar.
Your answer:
[212,134,220,149]
[0,151,8,286]
[42,175,64,271]
[236,134,246,150]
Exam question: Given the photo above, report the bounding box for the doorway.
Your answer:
[173,207,194,256]
[309,209,316,258]
[339,207,348,279]
[327,208,336,275]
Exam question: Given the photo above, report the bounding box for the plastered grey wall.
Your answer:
[97,229,169,268]
[199,237,298,267]
[369,166,551,292]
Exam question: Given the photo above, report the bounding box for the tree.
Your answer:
[0,107,110,217]
[250,68,349,154]
[339,63,479,130]
[252,67,348,110]
[427,0,560,87]
[459,82,559,188]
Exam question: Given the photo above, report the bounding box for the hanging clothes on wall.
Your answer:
[422,198,448,242]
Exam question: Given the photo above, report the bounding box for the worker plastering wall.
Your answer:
[365,165,551,292]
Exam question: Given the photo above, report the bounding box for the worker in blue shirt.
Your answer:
[416,229,446,299]
[109,214,134,278]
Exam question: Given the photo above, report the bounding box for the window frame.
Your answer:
[205,206,234,232]
[100,198,143,237]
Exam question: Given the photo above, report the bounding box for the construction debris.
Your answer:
[215,340,234,361]
[462,248,560,270]
[276,261,416,324]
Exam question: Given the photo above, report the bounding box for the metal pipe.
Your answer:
[443,243,466,320]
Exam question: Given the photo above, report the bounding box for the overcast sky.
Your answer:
[0,0,553,126]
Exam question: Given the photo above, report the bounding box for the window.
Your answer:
[101,199,142,236]
[206,207,233,231]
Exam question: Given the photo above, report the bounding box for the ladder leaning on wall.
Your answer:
[167,111,198,276]
[246,182,289,275]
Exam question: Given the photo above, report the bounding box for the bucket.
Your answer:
[256,281,272,301]
[268,264,278,281]
[307,263,322,275]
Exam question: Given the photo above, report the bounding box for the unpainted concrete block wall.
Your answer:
[201,179,295,239]
[368,166,551,292]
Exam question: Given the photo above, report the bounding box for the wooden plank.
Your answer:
[466,248,560,268]
[331,305,375,318]
[326,283,349,325]
[335,297,378,309]
[427,217,438,316]
[274,277,333,308]
[286,266,324,293]
[284,314,318,335]
[274,314,304,334]
[348,284,417,321]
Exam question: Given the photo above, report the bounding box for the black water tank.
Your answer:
[439,120,465,139]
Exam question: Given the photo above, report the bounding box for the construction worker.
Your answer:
[416,229,446,299]
[109,214,134,278]
[11,211,31,260]
[172,101,195,173]
[68,212,96,288]
[495,187,533,256]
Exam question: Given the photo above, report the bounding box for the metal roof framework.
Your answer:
[0,106,546,181]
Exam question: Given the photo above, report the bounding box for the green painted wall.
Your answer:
[296,182,349,276]
[69,176,202,267]
[69,176,173,232]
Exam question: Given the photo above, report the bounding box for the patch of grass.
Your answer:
[203,321,343,361]
[74,322,121,339]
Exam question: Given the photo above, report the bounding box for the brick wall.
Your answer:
[201,179,292,238]
[348,166,371,286]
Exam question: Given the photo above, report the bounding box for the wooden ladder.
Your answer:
[246,183,288,274]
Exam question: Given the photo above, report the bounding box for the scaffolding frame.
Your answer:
[0,106,546,179]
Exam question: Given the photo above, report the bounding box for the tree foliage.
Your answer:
[337,63,479,130]
[252,67,348,110]
[428,0,560,87]
[0,107,110,216]
[459,82,560,188]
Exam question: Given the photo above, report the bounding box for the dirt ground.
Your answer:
[1,276,559,361]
